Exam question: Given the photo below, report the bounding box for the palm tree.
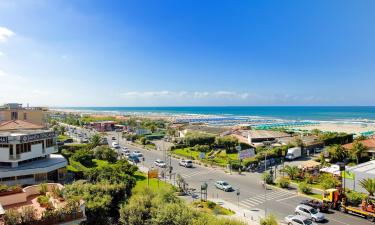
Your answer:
[327,144,347,163]
[350,141,367,164]
[89,134,101,149]
[281,165,300,180]
[359,178,375,196]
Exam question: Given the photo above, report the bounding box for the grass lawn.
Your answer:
[192,200,234,216]
[92,159,109,168]
[173,148,201,159]
[133,171,175,193]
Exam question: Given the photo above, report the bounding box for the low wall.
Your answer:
[0,183,63,206]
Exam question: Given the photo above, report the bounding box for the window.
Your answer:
[17,174,34,180]
[35,173,47,182]
[1,176,15,181]
[11,111,18,120]
[16,143,32,154]
[292,219,303,225]
[9,145,13,155]
[0,144,9,148]
[23,112,27,120]
[46,138,54,148]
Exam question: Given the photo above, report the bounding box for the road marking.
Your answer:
[276,195,298,202]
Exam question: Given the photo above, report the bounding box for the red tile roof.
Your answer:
[343,138,375,149]
[0,120,43,131]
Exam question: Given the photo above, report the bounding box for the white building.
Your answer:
[0,127,67,186]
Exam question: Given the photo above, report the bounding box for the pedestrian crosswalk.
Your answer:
[240,189,295,209]
[174,168,215,179]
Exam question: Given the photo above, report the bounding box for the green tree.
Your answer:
[281,165,300,180]
[89,134,102,149]
[311,129,322,136]
[294,137,304,148]
[262,172,274,184]
[319,173,340,190]
[327,144,347,163]
[350,141,367,164]
[359,178,375,196]
[93,146,118,163]
[215,136,239,153]
[59,126,65,135]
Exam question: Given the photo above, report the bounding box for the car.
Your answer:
[300,200,329,213]
[215,180,233,192]
[295,204,325,222]
[154,159,166,168]
[285,215,315,225]
[111,136,116,140]
[112,142,120,149]
[128,155,140,163]
[64,138,74,143]
[133,150,143,157]
[179,159,193,168]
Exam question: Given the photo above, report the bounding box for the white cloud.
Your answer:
[0,69,24,80]
[121,90,252,100]
[0,51,4,57]
[0,26,15,42]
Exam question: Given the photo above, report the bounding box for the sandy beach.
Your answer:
[293,122,375,135]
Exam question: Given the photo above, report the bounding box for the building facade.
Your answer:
[0,130,67,186]
[0,103,48,126]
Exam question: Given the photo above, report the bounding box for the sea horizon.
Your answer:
[52,106,375,122]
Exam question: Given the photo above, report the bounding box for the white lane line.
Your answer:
[239,201,256,207]
[276,195,299,202]
[244,198,264,204]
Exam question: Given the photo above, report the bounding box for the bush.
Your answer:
[0,184,8,192]
[346,190,367,205]
[260,214,278,225]
[207,201,217,209]
[319,173,340,190]
[4,209,21,225]
[38,183,48,196]
[20,206,37,223]
[262,172,274,184]
[304,173,315,184]
[277,177,290,189]
[298,182,312,194]
[10,184,22,193]
[37,195,50,207]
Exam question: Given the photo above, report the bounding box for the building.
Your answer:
[343,138,375,159]
[247,130,290,144]
[0,105,67,186]
[88,121,117,132]
[0,103,48,127]
[344,160,375,194]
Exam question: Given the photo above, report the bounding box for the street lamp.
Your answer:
[264,152,267,217]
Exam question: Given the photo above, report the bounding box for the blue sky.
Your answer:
[0,0,374,106]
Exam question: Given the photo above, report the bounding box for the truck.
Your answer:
[323,188,375,222]
[285,147,301,160]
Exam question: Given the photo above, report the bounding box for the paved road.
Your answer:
[106,133,371,225]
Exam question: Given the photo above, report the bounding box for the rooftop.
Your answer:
[343,138,375,150]
[0,120,43,131]
[0,154,67,173]
[346,160,375,176]
[247,130,290,139]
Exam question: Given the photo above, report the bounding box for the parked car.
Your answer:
[64,138,74,143]
[154,159,166,168]
[215,180,233,192]
[179,159,193,168]
[133,150,143,157]
[300,199,329,213]
[128,155,140,164]
[112,136,116,140]
[112,142,120,149]
[122,148,130,156]
[285,215,315,225]
[295,205,325,222]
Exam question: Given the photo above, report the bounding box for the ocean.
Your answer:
[54,106,375,122]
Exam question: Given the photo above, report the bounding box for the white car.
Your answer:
[133,150,143,157]
[112,142,120,149]
[154,159,166,168]
[179,159,193,168]
[215,180,233,192]
[122,149,130,156]
[285,215,315,225]
[295,205,325,222]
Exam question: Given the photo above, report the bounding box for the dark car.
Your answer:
[300,199,329,213]
[64,138,74,143]
[128,155,140,164]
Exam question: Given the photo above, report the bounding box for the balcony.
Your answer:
[8,154,21,160]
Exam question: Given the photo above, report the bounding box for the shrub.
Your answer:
[0,184,8,192]
[20,206,37,223]
[38,183,48,196]
[319,173,340,190]
[10,184,22,193]
[304,173,315,184]
[260,214,278,225]
[262,172,274,184]
[346,190,367,205]
[298,182,312,194]
[207,201,216,209]
[37,195,50,207]
[4,209,21,225]
[277,177,290,189]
